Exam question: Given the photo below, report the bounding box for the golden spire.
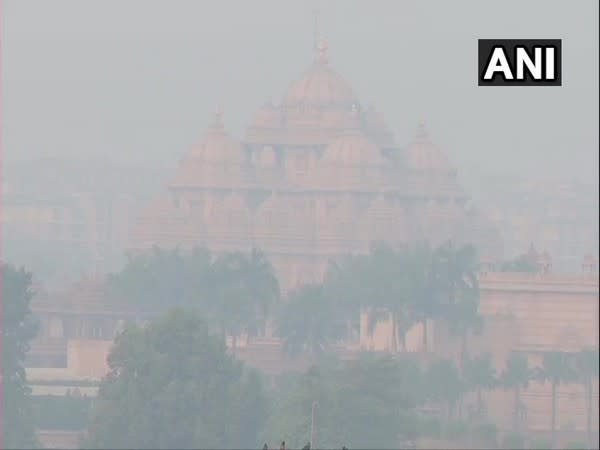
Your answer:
[416,118,428,140]
[312,9,328,64]
[212,104,224,131]
[313,8,320,53]
[316,38,328,64]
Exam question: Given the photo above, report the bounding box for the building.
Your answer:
[26,277,138,374]
[1,158,165,287]
[129,39,502,291]
[476,176,599,274]
[360,250,599,438]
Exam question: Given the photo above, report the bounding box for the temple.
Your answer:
[129,39,502,290]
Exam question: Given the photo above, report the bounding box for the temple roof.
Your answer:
[322,122,384,167]
[282,40,359,109]
[403,121,453,172]
[185,110,245,165]
[170,110,247,189]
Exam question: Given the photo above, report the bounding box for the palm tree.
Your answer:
[432,242,481,368]
[402,243,435,351]
[324,254,372,344]
[501,352,531,432]
[210,249,279,353]
[537,351,576,447]
[278,284,345,360]
[336,244,418,353]
[237,248,280,337]
[574,349,599,448]
[464,353,496,418]
[426,358,465,428]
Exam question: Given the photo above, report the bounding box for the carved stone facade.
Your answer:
[129,41,502,291]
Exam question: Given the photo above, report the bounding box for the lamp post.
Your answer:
[310,400,318,449]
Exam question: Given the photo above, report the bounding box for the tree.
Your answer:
[278,284,345,360]
[574,349,599,448]
[108,247,280,352]
[463,353,496,418]
[396,243,435,352]
[107,246,213,313]
[426,358,465,426]
[499,254,537,273]
[85,309,268,449]
[537,351,576,447]
[332,244,423,353]
[1,263,39,449]
[240,248,281,336]
[263,354,423,449]
[432,242,482,369]
[211,249,280,351]
[500,352,531,432]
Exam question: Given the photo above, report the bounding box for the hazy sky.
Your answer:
[2,0,599,187]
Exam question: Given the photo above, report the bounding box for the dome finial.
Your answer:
[313,8,320,53]
[212,103,224,130]
[316,38,328,64]
[416,118,428,140]
[312,9,328,64]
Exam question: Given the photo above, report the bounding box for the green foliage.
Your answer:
[575,348,600,380]
[464,353,496,389]
[278,284,345,358]
[501,352,531,432]
[321,241,481,356]
[263,354,424,449]
[472,420,497,445]
[464,353,496,415]
[528,438,552,449]
[574,348,600,444]
[108,246,280,341]
[2,263,39,449]
[536,351,578,444]
[107,246,213,311]
[425,358,464,416]
[502,431,526,449]
[565,440,588,449]
[32,394,92,430]
[85,309,268,449]
[500,254,537,273]
[502,352,531,390]
[416,416,442,438]
[537,351,577,384]
[211,249,280,339]
[444,419,468,440]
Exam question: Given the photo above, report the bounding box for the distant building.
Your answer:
[477,176,599,274]
[129,39,501,291]
[361,250,599,437]
[1,158,163,286]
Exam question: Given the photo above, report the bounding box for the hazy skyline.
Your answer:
[2,0,598,188]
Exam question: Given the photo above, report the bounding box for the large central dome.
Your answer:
[281,40,359,109]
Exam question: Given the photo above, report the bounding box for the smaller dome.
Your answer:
[322,127,385,167]
[404,121,452,172]
[250,101,282,129]
[282,40,359,109]
[186,110,245,165]
[364,106,395,146]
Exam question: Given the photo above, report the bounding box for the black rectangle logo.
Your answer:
[478,39,561,86]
